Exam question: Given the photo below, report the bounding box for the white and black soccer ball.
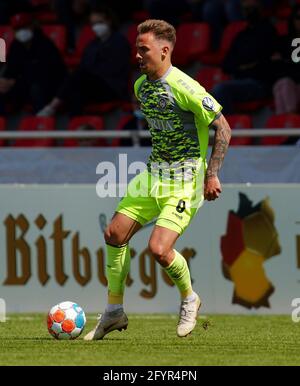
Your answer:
[47,301,86,340]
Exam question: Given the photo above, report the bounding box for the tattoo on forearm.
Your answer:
[206,115,231,178]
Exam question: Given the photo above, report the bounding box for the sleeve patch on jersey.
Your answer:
[202,97,215,112]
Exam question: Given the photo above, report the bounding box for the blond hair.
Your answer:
[137,19,176,46]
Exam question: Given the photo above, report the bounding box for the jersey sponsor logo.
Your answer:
[145,117,175,131]
[202,97,215,112]
[158,98,167,110]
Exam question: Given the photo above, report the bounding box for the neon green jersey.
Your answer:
[134,66,222,174]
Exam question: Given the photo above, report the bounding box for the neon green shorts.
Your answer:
[116,162,205,235]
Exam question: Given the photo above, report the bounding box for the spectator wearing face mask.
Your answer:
[0,12,67,115]
[37,5,131,117]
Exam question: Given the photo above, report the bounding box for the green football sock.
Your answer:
[106,243,131,305]
[164,249,193,299]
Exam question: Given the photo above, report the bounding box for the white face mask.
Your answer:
[15,29,33,43]
[92,23,110,39]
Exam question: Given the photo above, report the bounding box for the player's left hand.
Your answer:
[204,175,222,201]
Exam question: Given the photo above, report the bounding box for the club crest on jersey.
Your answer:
[158,98,167,110]
[202,97,215,112]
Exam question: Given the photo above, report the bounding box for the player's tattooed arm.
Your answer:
[204,114,231,201]
[206,113,231,179]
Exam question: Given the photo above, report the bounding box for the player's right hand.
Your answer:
[204,175,222,201]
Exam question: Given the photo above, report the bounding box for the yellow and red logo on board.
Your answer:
[221,193,281,309]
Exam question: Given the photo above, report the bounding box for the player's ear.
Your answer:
[161,45,169,60]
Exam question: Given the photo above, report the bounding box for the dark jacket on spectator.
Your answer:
[78,31,131,100]
[222,20,278,87]
[3,28,67,96]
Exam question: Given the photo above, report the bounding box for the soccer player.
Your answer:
[84,19,231,340]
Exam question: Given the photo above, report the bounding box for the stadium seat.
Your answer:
[124,23,138,65]
[14,116,55,147]
[84,100,132,115]
[275,21,288,36]
[195,67,229,92]
[132,10,150,23]
[64,26,95,68]
[201,21,247,65]
[226,114,253,146]
[30,0,50,6]
[0,117,6,146]
[35,11,57,24]
[234,99,273,113]
[260,113,300,145]
[275,4,292,19]
[64,115,105,147]
[41,25,67,54]
[0,26,15,52]
[172,22,211,66]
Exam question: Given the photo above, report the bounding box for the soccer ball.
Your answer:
[47,301,86,340]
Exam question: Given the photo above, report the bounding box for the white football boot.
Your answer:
[84,309,128,341]
[177,293,201,337]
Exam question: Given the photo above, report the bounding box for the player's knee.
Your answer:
[148,240,169,265]
[104,225,126,246]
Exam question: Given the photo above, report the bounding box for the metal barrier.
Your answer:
[0,129,299,139]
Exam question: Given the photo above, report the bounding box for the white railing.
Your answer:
[0,129,299,139]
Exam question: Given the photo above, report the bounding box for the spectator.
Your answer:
[0,12,67,114]
[211,0,278,114]
[187,0,280,53]
[144,0,189,26]
[53,0,91,51]
[92,0,142,26]
[37,5,131,117]
[187,0,243,50]
[272,4,300,114]
[0,0,32,25]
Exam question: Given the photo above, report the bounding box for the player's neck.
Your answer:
[147,63,172,81]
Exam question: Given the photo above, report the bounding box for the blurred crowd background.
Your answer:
[0,0,300,147]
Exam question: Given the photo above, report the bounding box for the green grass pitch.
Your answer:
[1,314,300,366]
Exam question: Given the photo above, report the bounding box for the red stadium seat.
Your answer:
[195,67,229,92]
[201,21,247,65]
[234,99,273,113]
[275,5,292,19]
[30,0,50,6]
[173,23,211,66]
[84,101,125,115]
[75,26,95,56]
[14,116,55,147]
[36,11,57,24]
[275,21,288,36]
[132,10,150,24]
[220,21,248,56]
[64,115,105,147]
[0,26,15,52]
[124,23,138,65]
[64,26,95,68]
[41,25,67,54]
[0,117,6,146]
[226,114,253,146]
[260,114,300,145]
